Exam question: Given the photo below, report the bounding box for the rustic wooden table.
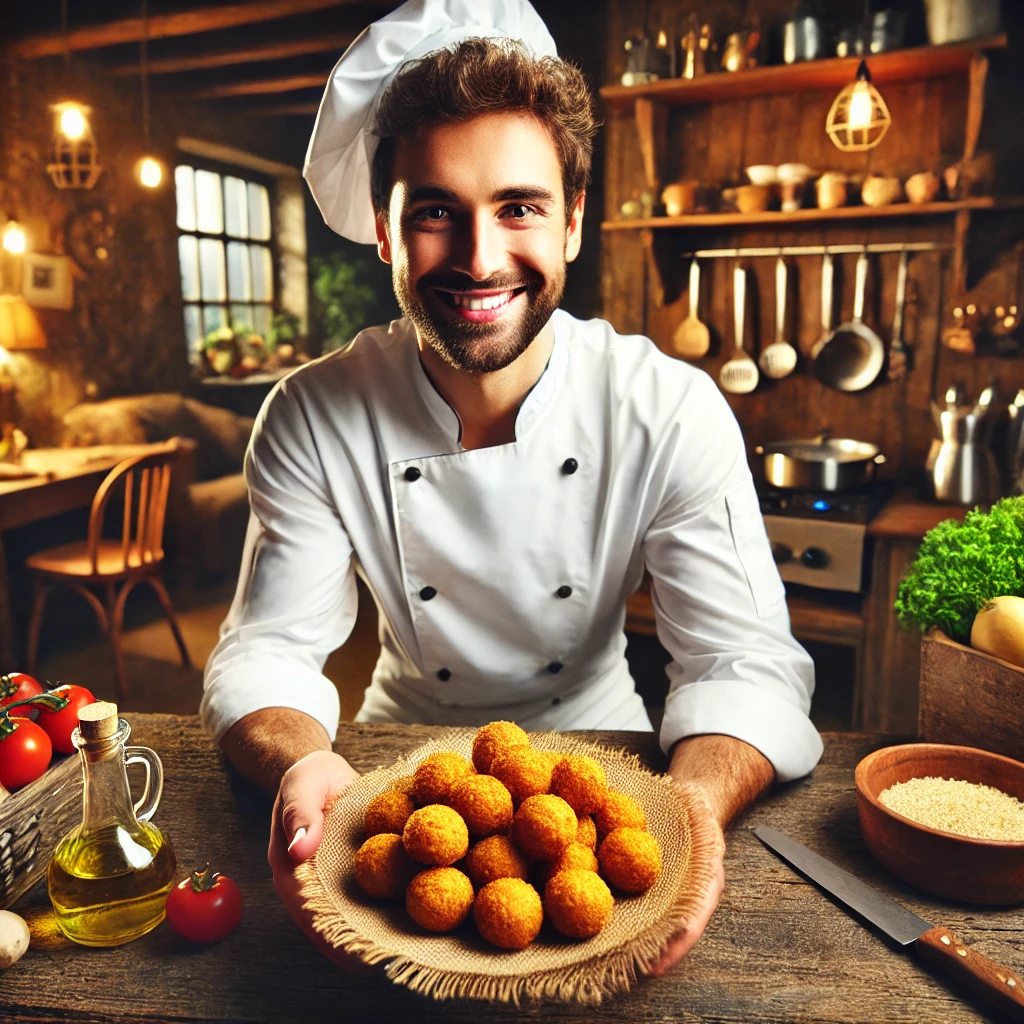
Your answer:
[2,716,1021,1023]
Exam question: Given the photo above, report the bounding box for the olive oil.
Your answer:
[47,701,176,947]
[48,822,176,946]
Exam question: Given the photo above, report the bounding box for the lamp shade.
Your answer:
[0,295,47,350]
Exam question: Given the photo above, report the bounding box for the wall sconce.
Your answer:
[826,60,892,152]
[48,102,102,190]
[1,219,26,256]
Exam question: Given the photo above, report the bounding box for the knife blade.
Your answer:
[754,825,1024,1022]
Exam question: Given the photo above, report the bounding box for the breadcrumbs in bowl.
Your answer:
[855,742,1024,905]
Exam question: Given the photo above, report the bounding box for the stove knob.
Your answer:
[800,547,830,570]
[771,542,793,565]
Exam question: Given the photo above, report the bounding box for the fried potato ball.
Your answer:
[364,790,415,838]
[464,835,530,889]
[575,814,598,852]
[403,804,470,866]
[447,774,514,838]
[538,842,599,886]
[406,867,475,932]
[512,794,577,860]
[474,878,543,950]
[595,791,647,837]
[390,774,417,801]
[550,755,608,816]
[413,751,475,805]
[544,868,614,939]
[539,750,565,771]
[490,747,555,806]
[471,721,529,775]
[598,827,662,893]
[354,833,417,899]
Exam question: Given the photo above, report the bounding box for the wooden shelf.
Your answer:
[602,197,1024,232]
[600,36,1006,109]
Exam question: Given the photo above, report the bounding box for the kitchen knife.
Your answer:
[754,825,1024,1022]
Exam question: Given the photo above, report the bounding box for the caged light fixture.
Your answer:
[47,2,102,189]
[825,60,892,153]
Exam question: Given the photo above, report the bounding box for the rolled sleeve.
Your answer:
[200,378,357,744]
[644,379,822,783]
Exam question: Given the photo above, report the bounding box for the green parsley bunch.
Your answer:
[895,496,1024,642]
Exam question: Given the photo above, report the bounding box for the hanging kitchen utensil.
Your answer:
[813,248,885,392]
[887,248,910,380]
[672,258,710,359]
[810,251,834,361]
[720,264,758,394]
[759,256,798,379]
[755,430,886,491]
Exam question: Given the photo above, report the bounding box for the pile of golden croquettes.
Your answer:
[353,721,663,950]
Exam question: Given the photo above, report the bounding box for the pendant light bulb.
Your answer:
[59,104,88,140]
[1,220,26,256]
[138,157,163,188]
[847,82,874,131]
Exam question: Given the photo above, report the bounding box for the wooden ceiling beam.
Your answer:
[188,74,327,99]
[108,33,355,75]
[248,103,321,117]
[11,0,375,59]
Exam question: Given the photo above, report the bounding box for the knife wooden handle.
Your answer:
[916,927,1024,1021]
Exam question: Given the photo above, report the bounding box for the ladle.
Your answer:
[759,256,798,379]
[720,265,759,394]
[672,258,711,359]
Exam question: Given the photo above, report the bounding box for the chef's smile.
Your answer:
[434,286,528,322]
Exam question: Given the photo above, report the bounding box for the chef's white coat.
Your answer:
[200,310,823,783]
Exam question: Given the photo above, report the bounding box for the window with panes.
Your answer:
[174,162,274,365]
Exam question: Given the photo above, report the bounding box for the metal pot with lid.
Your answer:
[755,431,886,491]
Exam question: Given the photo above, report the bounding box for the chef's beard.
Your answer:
[396,263,565,374]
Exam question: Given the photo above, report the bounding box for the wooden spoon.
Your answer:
[672,258,710,359]
[759,256,798,379]
[720,265,759,394]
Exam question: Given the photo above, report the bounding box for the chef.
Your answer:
[200,0,823,973]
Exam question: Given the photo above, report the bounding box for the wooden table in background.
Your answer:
[0,444,168,667]
[3,717,1020,1023]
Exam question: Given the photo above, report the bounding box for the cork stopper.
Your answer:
[78,701,119,741]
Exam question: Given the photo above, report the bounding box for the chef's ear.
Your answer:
[564,191,586,263]
[375,212,392,265]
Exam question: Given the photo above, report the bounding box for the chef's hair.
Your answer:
[370,37,596,218]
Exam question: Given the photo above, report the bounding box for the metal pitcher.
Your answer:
[1007,389,1024,496]
[926,382,1001,505]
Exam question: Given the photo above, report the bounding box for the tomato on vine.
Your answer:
[0,674,43,719]
[165,864,243,943]
[36,684,96,754]
[0,691,69,789]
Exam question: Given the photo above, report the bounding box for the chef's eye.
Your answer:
[503,204,535,221]
[414,206,449,222]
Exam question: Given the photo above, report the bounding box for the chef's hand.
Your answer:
[268,749,366,970]
[648,811,726,976]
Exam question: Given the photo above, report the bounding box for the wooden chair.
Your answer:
[25,441,192,700]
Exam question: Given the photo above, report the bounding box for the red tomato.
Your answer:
[0,718,52,790]
[36,684,96,755]
[0,673,43,719]
[165,865,243,943]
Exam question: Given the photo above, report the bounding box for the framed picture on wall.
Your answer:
[22,254,73,310]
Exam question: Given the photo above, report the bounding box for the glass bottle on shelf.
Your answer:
[47,702,176,947]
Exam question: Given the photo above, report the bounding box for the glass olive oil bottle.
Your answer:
[48,701,176,947]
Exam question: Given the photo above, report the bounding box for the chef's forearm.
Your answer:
[668,734,775,830]
[219,707,333,796]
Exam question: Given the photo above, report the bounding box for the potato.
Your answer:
[0,910,29,969]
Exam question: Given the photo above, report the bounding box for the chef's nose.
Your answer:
[450,213,504,282]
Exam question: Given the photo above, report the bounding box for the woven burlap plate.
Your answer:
[297,729,722,1004]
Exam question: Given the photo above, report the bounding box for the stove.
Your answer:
[757,485,890,593]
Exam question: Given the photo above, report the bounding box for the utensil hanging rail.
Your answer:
[680,242,952,259]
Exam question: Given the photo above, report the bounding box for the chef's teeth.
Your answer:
[451,291,512,310]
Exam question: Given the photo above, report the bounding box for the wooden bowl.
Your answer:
[855,743,1024,905]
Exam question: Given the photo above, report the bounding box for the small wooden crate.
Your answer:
[918,629,1024,763]
[0,754,82,910]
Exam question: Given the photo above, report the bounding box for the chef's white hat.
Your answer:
[302,0,558,244]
